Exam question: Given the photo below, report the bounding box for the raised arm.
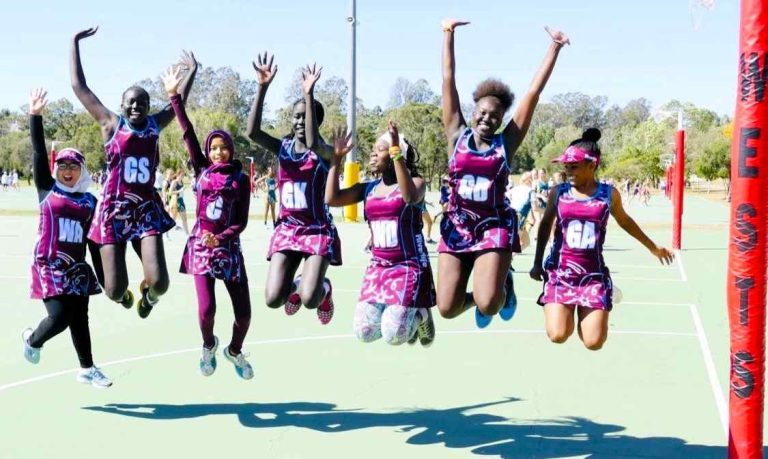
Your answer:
[388,121,425,204]
[503,27,569,156]
[609,188,674,265]
[69,27,116,138]
[246,52,281,154]
[162,65,207,173]
[530,185,561,281]
[28,89,55,193]
[155,51,198,129]
[325,126,365,206]
[441,19,470,143]
[301,63,334,162]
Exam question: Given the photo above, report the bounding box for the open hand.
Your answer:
[441,19,470,32]
[29,88,48,116]
[253,51,278,86]
[545,26,570,46]
[178,50,198,74]
[651,246,675,265]
[332,126,354,161]
[301,63,322,95]
[74,27,98,42]
[161,66,183,96]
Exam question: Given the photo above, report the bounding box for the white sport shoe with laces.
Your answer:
[223,346,253,380]
[22,328,40,364]
[200,336,219,377]
[76,366,113,389]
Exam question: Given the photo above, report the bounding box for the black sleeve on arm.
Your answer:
[30,115,55,192]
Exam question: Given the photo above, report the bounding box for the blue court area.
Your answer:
[0,187,736,458]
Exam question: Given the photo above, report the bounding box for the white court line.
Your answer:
[517,297,690,307]
[607,263,676,271]
[689,303,728,438]
[610,276,682,283]
[675,250,727,439]
[675,249,688,282]
[442,329,696,337]
[0,329,697,394]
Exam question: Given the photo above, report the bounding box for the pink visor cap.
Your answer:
[55,148,86,165]
[552,146,600,165]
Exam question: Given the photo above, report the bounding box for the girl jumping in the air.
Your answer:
[530,128,674,350]
[246,52,340,324]
[163,65,254,379]
[23,88,111,388]
[70,27,197,318]
[326,122,436,347]
[438,19,569,328]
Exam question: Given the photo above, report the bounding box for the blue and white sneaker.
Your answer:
[223,346,254,380]
[22,328,40,364]
[200,336,219,377]
[475,307,493,329]
[499,270,517,321]
[76,366,112,388]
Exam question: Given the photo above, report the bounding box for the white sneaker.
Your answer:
[76,366,113,388]
[22,328,40,364]
[223,346,254,380]
[200,336,219,377]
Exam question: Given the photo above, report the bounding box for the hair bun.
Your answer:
[582,128,601,143]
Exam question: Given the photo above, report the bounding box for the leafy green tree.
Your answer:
[386,102,446,188]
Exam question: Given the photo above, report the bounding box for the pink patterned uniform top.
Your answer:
[267,138,341,265]
[357,180,435,309]
[31,186,101,299]
[438,128,519,253]
[537,182,615,310]
[88,116,174,244]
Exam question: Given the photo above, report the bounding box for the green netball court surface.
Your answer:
[0,187,740,458]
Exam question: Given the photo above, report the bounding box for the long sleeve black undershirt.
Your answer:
[30,115,54,197]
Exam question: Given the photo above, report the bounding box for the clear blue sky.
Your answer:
[0,0,738,118]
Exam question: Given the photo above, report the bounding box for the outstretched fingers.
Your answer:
[74,26,99,40]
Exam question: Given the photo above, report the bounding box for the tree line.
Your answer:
[0,63,731,189]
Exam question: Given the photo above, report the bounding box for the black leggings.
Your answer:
[29,295,93,368]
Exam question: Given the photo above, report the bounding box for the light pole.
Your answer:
[343,0,359,222]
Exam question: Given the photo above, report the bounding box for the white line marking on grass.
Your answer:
[675,249,688,282]
[0,329,697,393]
[689,303,728,438]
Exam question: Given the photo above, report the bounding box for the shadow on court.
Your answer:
[84,398,729,458]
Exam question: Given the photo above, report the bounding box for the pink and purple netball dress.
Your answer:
[537,182,614,310]
[438,128,520,254]
[267,137,341,265]
[358,180,435,308]
[88,116,175,244]
[31,182,101,299]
